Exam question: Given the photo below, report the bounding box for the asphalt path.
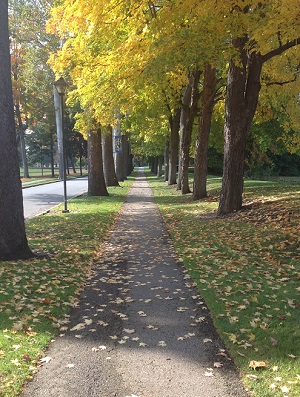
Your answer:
[22,177,88,219]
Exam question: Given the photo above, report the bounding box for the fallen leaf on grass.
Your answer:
[22,354,32,362]
[246,374,258,380]
[281,386,290,393]
[249,360,267,370]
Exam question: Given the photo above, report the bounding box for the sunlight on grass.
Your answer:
[148,172,300,397]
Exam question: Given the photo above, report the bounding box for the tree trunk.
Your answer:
[193,64,218,200]
[50,131,55,177]
[218,37,262,215]
[122,133,130,179]
[88,128,108,196]
[102,126,119,186]
[157,156,163,177]
[178,70,201,194]
[164,137,169,182]
[70,156,76,173]
[113,121,124,182]
[153,157,158,175]
[168,108,180,185]
[15,103,29,178]
[0,1,33,260]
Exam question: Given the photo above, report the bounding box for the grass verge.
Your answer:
[0,177,134,397]
[147,172,300,397]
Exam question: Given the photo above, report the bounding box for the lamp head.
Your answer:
[54,77,67,96]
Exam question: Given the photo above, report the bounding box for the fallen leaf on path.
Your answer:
[123,328,135,334]
[213,362,223,368]
[70,323,85,331]
[40,356,52,364]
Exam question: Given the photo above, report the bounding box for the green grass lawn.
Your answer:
[0,177,134,397]
[20,167,88,188]
[147,172,300,397]
[20,167,88,181]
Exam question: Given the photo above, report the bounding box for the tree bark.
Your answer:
[164,137,169,182]
[88,128,108,196]
[168,108,180,185]
[193,64,218,200]
[217,34,300,215]
[102,126,119,186]
[0,1,33,260]
[113,121,124,182]
[15,103,30,178]
[218,37,262,215]
[122,133,131,179]
[157,156,163,177]
[178,70,201,194]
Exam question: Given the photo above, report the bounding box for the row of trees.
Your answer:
[48,0,300,215]
[1,0,299,259]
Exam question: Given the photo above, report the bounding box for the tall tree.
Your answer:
[178,69,201,194]
[0,0,32,260]
[102,126,119,186]
[217,2,300,215]
[193,63,219,200]
[88,127,108,196]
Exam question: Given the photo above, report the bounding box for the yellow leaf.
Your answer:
[249,360,267,370]
[248,333,256,341]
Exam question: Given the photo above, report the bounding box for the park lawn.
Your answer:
[148,173,300,397]
[20,167,88,185]
[0,176,134,397]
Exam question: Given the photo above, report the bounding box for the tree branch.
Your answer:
[265,74,298,87]
[262,37,300,63]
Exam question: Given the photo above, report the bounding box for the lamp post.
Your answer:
[54,77,69,213]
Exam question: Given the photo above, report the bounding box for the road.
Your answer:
[23,177,88,219]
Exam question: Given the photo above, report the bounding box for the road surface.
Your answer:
[23,177,88,219]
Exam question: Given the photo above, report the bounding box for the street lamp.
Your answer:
[54,77,69,213]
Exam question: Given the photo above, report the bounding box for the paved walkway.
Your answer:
[22,169,247,397]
